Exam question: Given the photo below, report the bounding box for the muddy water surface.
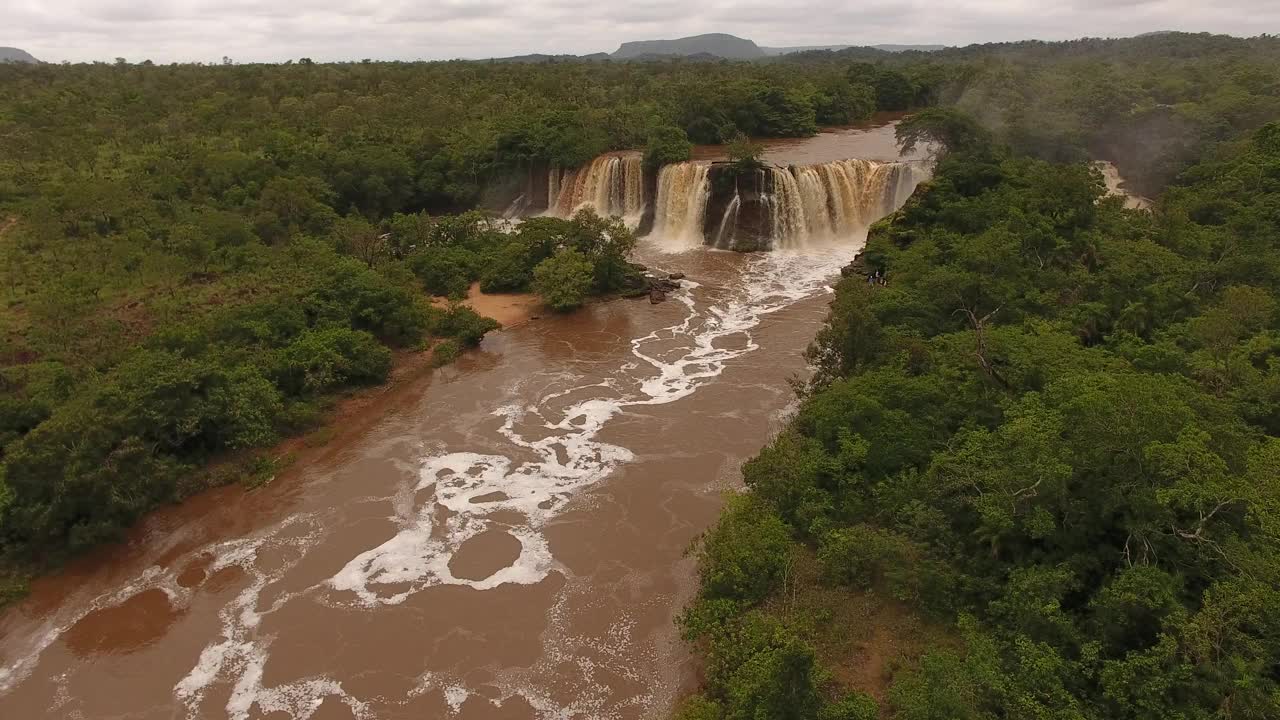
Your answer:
[0,128,915,720]
[692,112,927,164]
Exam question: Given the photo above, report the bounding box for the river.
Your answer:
[0,119,921,720]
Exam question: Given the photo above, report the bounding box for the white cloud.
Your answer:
[1,0,1274,64]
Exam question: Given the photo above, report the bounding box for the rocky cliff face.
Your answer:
[703,164,775,251]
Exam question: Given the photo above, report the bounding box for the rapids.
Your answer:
[0,119,924,720]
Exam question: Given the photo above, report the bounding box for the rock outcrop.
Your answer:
[623,263,683,304]
[703,164,776,251]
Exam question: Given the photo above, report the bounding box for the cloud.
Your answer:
[2,0,1273,64]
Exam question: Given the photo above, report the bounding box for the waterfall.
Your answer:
[652,162,711,249]
[769,159,927,248]
[547,153,645,222]
[769,167,808,244]
[502,193,529,220]
[712,190,740,249]
[540,151,928,251]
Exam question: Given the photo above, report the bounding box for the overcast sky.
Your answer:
[4,0,1275,64]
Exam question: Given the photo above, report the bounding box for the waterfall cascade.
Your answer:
[650,163,711,249]
[547,152,645,221]
[770,159,925,248]
[536,151,928,251]
[706,158,928,251]
[713,189,741,248]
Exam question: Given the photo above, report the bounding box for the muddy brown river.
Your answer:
[0,122,920,720]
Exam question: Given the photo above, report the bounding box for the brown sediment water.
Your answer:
[0,125,920,720]
[691,112,925,164]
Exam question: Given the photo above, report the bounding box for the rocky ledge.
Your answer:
[622,263,685,304]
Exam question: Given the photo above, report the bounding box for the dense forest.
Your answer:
[0,31,1277,628]
[677,64,1280,720]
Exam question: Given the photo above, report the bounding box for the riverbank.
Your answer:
[0,275,664,609]
[433,282,543,329]
[0,243,848,716]
[0,113,924,719]
[0,338,443,608]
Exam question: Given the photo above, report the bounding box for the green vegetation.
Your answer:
[534,249,596,312]
[726,134,767,172]
[681,102,1280,718]
[0,29,1276,624]
[0,57,680,582]
[645,126,695,169]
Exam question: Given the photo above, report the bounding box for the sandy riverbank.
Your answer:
[434,282,543,329]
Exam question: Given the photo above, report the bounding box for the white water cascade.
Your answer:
[770,159,928,248]
[713,189,741,248]
[547,152,645,223]
[651,162,711,249]
[650,157,929,250]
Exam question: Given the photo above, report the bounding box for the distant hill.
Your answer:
[873,44,946,52]
[763,44,946,56]
[761,45,852,56]
[492,35,946,64]
[492,52,610,63]
[613,33,764,60]
[0,47,39,63]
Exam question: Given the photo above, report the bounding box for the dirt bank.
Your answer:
[460,282,542,328]
[433,282,543,329]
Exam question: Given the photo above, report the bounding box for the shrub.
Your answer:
[96,350,283,453]
[533,248,595,312]
[819,692,879,720]
[408,247,479,297]
[479,240,536,293]
[429,305,500,346]
[727,133,765,172]
[1,411,185,552]
[697,494,794,603]
[702,613,823,720]
[817,524,908,589]
[816,522,959,616]
[304,257,428,346]
[271,327,392,396]
[644,126,693,169]
[430,339,462,367]
[673,696,723,720]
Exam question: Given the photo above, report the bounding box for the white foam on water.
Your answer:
[171,514,375,720]
[443,685,470,713]
[325,242,855,613]
[1,240,859,720]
